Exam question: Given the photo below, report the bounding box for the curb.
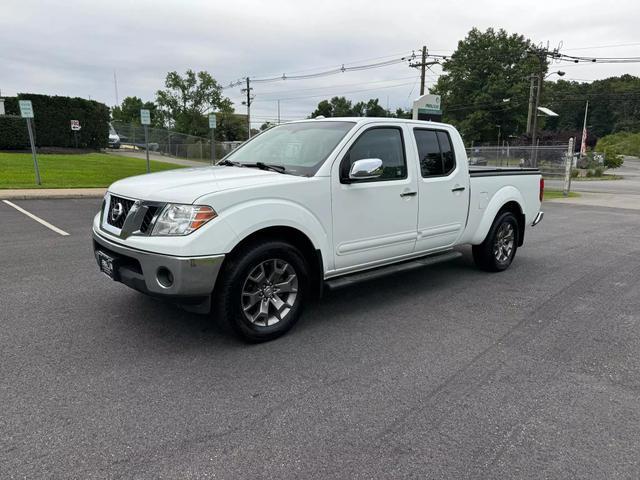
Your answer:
[0,189,106,200]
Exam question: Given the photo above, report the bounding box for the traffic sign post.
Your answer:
[209,113,217,165]
[70,120,81,149]
[19,100,41,185]
[140,109,151,173]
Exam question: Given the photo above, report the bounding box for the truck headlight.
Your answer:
[151,204,217,236]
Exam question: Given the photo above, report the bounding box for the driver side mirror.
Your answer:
[348,158,384,181]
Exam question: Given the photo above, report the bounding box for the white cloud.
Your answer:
[1,0,639,124]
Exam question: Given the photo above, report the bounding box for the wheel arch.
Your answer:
[470,186,526,246]
[497,201,526,247]
[224,225,325,300]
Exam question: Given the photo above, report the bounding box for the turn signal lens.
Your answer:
[190,208,217,230]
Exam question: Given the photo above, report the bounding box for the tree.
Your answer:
[310,96,354,117]
[111,96,161,127]
[260,121,276,131]
[542,75,640,142]
[310,97,406,118]
[155,70,233,137]
[431,27,539,144]
[215,111,248,141]
[352,98,387,117]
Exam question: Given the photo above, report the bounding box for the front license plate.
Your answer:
[97,251,117,280]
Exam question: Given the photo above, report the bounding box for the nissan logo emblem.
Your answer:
[111,202,124,222]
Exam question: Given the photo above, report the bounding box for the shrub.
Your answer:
[586,170,593,177]
[0,93,110,150]
[594,131,640,169]
[603,150,624,169]
[594,167,604,177]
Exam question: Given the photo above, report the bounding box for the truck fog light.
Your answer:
[157,267,174,288]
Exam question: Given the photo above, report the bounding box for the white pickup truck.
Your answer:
[93,118,544,341]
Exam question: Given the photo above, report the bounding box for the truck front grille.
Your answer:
[139,206,159,234]
[106,195,135,229]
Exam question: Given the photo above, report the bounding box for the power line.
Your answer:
[223,53,416,88]
[245,50,415,79]
[563,42,640,51]
[251,74,428,96]
[252,80,419,103]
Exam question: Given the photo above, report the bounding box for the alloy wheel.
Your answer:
[493,222,515,263]
[241,259,299,326]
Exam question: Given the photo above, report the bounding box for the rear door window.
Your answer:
[414,129,456,177]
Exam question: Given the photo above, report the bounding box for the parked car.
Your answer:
[108,123,120,149]
[93,118,544,342]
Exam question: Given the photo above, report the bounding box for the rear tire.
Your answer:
[213,240,308,342]
[472,211,519,272]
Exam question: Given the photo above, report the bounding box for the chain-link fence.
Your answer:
[466,144,572,178]
[111,121,244,162]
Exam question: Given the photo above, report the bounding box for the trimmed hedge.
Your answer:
[0,94,110,150]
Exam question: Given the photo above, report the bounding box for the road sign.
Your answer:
[19,100,34,118]
[421,94,441,112]
[140,109,151,125]
[140,109,151,173]
[70,120,81,131]
[412,94,442,121]
[208,113,217,129]
[19,100,40,184]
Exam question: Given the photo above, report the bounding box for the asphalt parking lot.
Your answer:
[2,198,640,479]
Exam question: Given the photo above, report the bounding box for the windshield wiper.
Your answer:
[217,159,244,167]
[246,162,287,174]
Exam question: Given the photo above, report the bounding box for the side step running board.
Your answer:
[325,251,462,290]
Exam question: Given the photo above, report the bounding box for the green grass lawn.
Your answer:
[572,174,623,181]
[0,152,184,189]
[544,189,579,200]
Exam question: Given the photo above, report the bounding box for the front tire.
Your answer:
[472,211,519,272]
[213,240,308,342]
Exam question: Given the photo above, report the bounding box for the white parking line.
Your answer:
[2,200,70,236]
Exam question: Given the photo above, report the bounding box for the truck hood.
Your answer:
[108,165,303,203]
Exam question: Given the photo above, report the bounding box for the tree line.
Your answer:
[112,27,640,146]
[111,70,248,141]
[307,28,640,146]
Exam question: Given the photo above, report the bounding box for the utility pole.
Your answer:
[242,77,253,139]
[530,50,548,165]
[419,46,426,95]
[526,75,536,134]
[113,69,119,106]
[409,46,439,96]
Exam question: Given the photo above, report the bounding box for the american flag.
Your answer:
[580,126,587,157]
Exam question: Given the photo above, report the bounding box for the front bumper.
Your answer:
[531,211,544,227]
[93,230,224,300]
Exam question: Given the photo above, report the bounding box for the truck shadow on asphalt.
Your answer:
[117,246,502,349]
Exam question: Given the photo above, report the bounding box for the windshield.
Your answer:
[224,121,355,176]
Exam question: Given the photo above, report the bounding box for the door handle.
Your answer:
[400,191,417,197]
[451,186,466,192]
